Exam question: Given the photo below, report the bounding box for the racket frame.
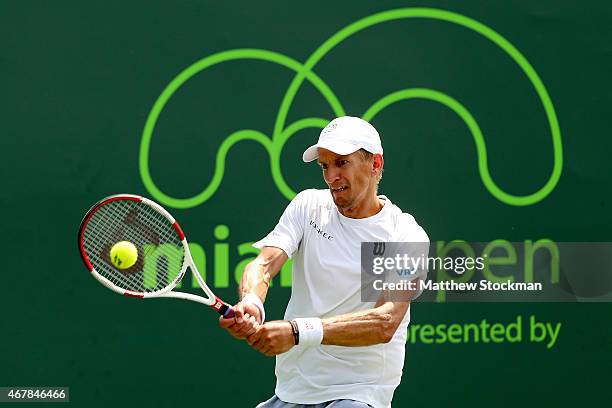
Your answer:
[78,194,234,317]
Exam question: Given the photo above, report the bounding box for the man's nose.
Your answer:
[324,167,341,184]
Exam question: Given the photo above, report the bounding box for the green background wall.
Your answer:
[2,1,610,406]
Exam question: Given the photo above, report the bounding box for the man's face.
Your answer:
[317,148,378,211]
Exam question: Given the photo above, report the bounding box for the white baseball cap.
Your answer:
[302,116,383,162]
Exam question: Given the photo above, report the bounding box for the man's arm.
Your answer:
[238,246,287,304]
[321,298,409,346]
[248,289,416,355]
[219,246,287,338]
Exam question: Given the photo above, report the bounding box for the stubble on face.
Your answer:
[318,149,379,218]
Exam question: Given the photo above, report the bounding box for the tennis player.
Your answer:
[219,116,429,408]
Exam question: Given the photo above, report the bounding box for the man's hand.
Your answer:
[247,320,295,356]
[219,301,261,339]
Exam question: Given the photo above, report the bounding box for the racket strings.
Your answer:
[88,212,163,290]
[83,200,185,293]
[87,202,180,291]
[86,203,161,291]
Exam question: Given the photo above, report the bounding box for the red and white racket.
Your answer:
[78,194,234,318]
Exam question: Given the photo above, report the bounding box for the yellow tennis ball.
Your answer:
[110,241,138,269]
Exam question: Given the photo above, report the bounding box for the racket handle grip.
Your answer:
[216,302,234,318]
[223,306,235,318]
[213,296,235,318]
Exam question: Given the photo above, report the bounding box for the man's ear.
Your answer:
[373,154,384,175]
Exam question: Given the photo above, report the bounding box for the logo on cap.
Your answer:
[322,122,337,135]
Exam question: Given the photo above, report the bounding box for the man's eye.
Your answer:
[339,160,349,166]
[320,164,328,170]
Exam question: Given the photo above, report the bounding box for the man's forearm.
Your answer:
[239,259,272,302]
[239,246,288,302]
[321,302,409,346]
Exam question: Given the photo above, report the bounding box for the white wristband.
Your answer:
[242,293,266,323]
[294,317,324,347]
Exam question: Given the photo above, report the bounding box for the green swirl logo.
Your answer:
[139,7,563,208]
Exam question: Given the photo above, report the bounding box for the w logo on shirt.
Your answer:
[373,243,386,255]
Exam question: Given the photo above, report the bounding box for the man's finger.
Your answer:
[233,303,245,324]
[247,316,259,336]
[249,334,264,348]
[241,302,262,323]
[234,313,255,337]
[219,316,236,329]
[236,316,258,338]
[257,343,272,355]
[247,326,264,345]
[241,319,259,338]
[251,333,270,352]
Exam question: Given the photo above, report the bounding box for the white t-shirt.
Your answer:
[253,189,429,408]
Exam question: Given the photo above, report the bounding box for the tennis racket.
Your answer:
[78,194,234,318]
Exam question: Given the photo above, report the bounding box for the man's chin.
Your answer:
[332,196,352,209]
